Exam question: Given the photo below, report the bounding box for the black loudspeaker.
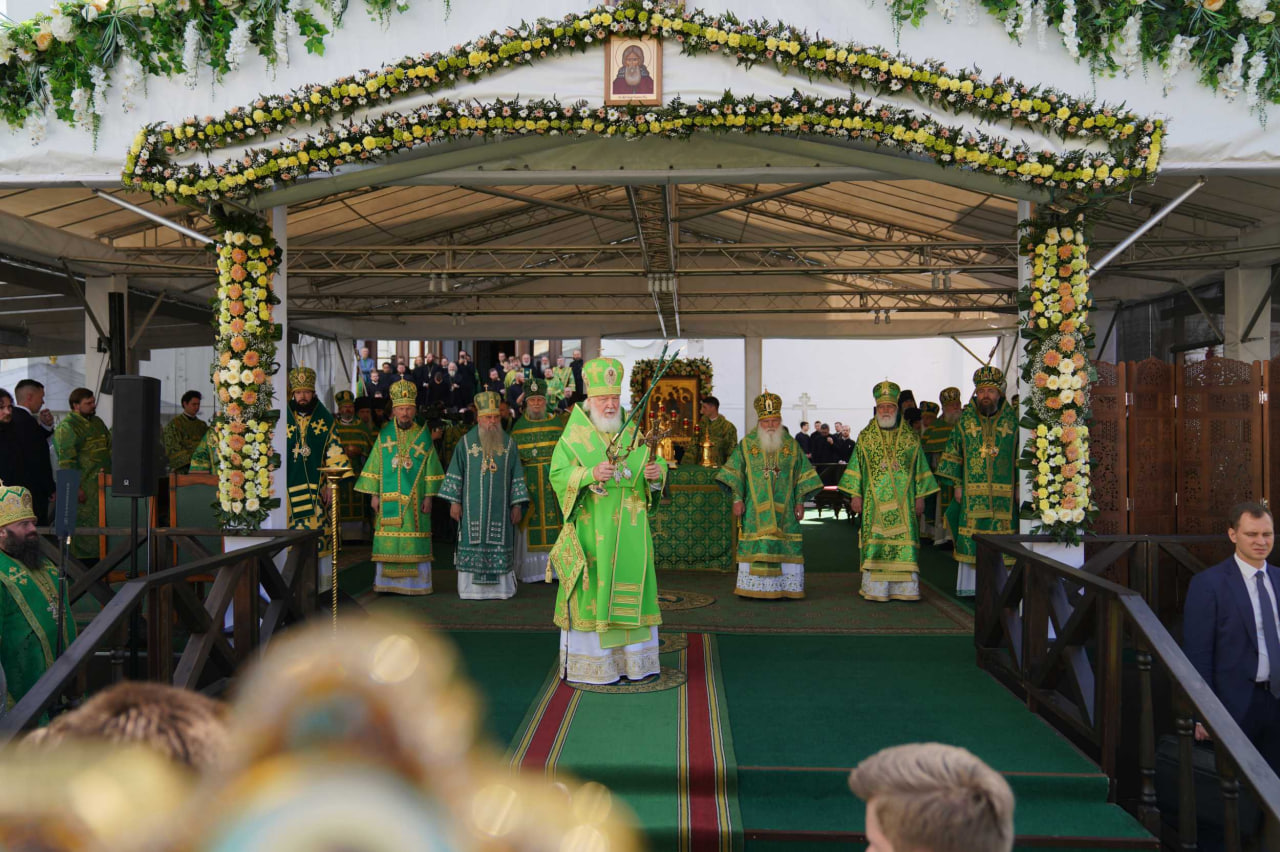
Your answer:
[111,375,162,497]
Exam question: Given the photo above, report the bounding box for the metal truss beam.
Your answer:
[287,288,1016,317]
[626,185,680,336]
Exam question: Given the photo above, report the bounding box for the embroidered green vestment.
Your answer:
[0,552,75,711]
[439,428,529,581]
[163,414,208,474]
[838,421,939,580]
[52,412,112,559]
[935,401,1019,565]
[354,422,444,566]
[716,430,821,566]
[286,403,350,550]
[511,412,568,551]
[549,405,667,648]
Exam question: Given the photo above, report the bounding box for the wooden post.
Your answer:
[1136,643,1161,832]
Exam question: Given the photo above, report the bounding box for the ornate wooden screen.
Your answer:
[1175,357,1266,537]
[1126,358,1177,535]
[1271,356,1279,510]
[1090,361,1127,535]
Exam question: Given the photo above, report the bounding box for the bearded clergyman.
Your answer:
[285,367,350,593]
[510,379,568,583]
[354,380,444,596]
[936,367,1019,597]
[0,482,76,708]
[549,358,667,685]
[839,381,939,602]
[717,392,822,600]
[440,391,530,600]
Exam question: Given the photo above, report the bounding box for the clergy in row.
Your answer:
[920,387,963,546]
[717,391,822,600]
[0,481,76,710]
[286,367,350,594]
[440,391,530,600]
[162,391,208,475]
[839,381,939,602]
[333,389,376,541]
[510,379,568,584]
[354,380,445,596]
[550,358,667,685]
[936,366,1019,597]
[51,388,111,561]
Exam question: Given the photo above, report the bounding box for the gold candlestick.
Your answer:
[700,431,716,468]
[319,464,353,634]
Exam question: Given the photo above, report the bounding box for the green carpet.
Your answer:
[717,634,1152,847]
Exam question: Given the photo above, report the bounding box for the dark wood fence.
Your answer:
[0,527,320,738]
[975,533,1280,851]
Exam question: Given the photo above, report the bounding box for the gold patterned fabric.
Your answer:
[935,400,1019,565]
[838,421,939,590]
[716,429,821,567]
[511,411,568,551]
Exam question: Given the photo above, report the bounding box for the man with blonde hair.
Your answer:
[848,743,1014,852]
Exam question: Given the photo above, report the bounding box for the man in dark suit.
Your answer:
[1184,502,1280,767]
[10,379,55,526]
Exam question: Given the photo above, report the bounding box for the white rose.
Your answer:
[50,11,76,42]
[220,499,233,511]
[1070,375,1084,389]
[227,359,241,372]
[1260,10,1276,22]
[1058,389,1075,404]
[232,501,243,513]
[241,369,255,384]
[1042,509,1058,524]
[1046,375,1060,390]
[246,498,260,511]
[228,385,242,399]
[1071,508,1086,523]
[1058,362,1074,376]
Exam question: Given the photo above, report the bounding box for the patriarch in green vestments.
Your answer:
[549,358,667,685]
[440,392,530,600]
[286,367,350,591]
[718,391,822,600]
[354,381,444,596]
[163,391,208,474]
[51,388,111,560]
[936,367,1019,597]
[0,482,75,711]
[510,379,567,584]
[839,381,939,602]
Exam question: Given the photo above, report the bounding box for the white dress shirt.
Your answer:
[1236,554,1280,682]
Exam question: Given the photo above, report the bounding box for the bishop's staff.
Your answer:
[588,342,682,496]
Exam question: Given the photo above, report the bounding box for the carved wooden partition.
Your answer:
[1175,357,1267,537]
[1126,358,1178,536]
[1272,355,1280,511]
[1090,361,1128,535]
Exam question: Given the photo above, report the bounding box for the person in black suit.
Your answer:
[1184,502,1280,768]
[0,388,17,488]
[10,379,55,526]
[795,421,811,457]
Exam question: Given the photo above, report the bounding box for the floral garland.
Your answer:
[891,0,1279,113]
[629,356,714,399]
[1018,221,1096,542]
[210,220,282,530]
[121,1,1164,201]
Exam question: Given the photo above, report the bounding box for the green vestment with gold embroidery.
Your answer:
[511,412,568,551]
[286,402,350,551]
[189,430,220,477]
[439,428,530,581]
[334,417,376,524]
[549,404,668,647]
[935,401,1019,565]
[52,412,112,559]
[838,421,939,578]
[921,418,959,528]
[716,430,821,566]
[553,366,574,399]
[354,421,444,566]
[0,551,76,711]
[697,416,739,467]
[163,414,208,474]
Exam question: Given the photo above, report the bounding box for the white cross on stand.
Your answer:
[792,392,812,424]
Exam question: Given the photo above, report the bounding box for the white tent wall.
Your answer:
[1,0,1273,179]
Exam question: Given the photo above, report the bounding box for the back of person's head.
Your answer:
[28,681,229,771]
[13,378,43,402]
[848,743,1014,852]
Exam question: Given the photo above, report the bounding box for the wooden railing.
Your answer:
[974,533,1280,850]
[0,527,320,738]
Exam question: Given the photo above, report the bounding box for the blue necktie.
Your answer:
[1255,570,1280,698]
